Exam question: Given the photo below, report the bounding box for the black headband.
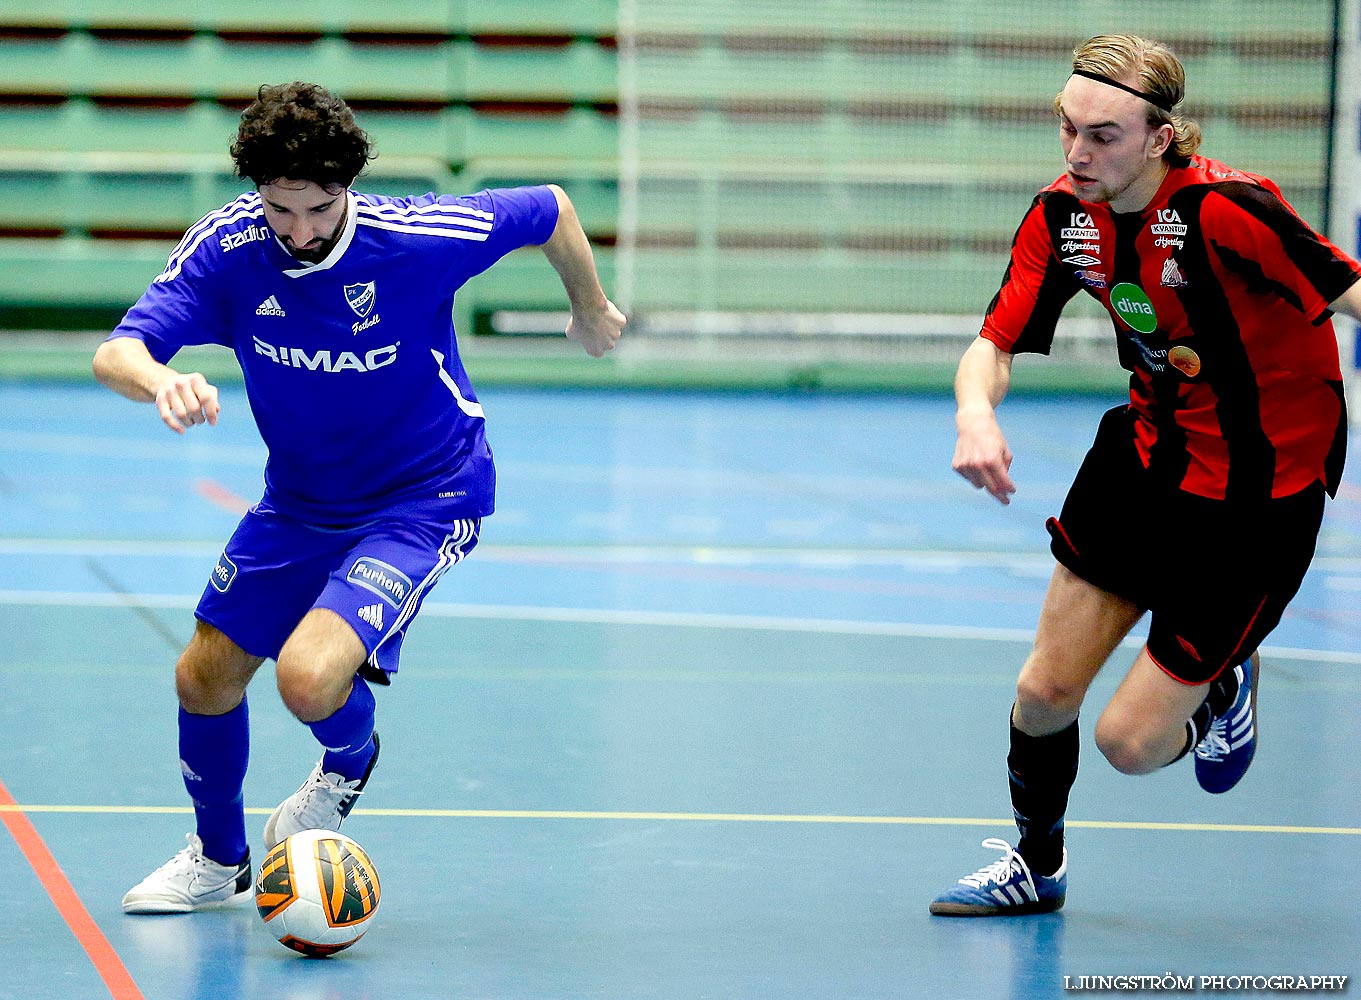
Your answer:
[1071,69,1176,113]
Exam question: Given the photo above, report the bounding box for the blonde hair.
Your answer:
[1056,34,1202,165]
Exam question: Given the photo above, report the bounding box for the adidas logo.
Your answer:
[357,604,384,630]
[256,295,286,317]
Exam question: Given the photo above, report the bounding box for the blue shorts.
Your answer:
[195,500,480,680]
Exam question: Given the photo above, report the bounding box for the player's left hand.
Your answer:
[566,299,626,357]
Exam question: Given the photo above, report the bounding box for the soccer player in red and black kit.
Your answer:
[930,34,1361,916]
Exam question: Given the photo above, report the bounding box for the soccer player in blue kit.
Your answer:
[94,82,625,913]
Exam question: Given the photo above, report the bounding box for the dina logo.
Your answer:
[344,281,376,318]
[1109,282,1158,334]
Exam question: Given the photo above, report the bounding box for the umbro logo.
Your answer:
[256,295,286,317]
[357,603,384,630]
[1062,253,1101,267]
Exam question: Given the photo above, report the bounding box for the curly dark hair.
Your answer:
[230,82,374,189]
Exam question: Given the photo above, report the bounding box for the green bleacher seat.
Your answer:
[0,2,1339,333]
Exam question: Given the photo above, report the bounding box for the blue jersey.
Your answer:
[108,185,560,525]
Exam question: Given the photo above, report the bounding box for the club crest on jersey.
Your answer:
[344,281,377,318]
[1160,258,1189,288]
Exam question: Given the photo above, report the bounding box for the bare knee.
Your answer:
[275,653,350,722]
[1093,648,1209,775]
[1094,717,1164,775]
[276,609,369,722]
[175,656,230,714]
[174,623,262,714]
[1014,667,1087,733]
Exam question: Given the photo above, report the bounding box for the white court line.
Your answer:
[0,537,1051,570]
[3,537,1361,573]
[0,430,266,465]
[0,430,991,498]
[0,539,225,557]
[3,588,1360,665]
[2,803,1359,835]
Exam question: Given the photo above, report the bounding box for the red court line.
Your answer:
[195,478,251,516]
[0,780,145,1000]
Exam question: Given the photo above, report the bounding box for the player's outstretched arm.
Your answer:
[952,336,1017,505]
[541,184,625,357]
[93,336,220,435]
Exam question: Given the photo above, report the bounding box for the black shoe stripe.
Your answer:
[337,731,380,820]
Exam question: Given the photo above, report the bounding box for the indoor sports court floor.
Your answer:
[2,380,1359,1000]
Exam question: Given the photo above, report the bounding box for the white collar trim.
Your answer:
[278,190,358,278]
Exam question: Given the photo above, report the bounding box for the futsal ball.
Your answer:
[255,830,381,958]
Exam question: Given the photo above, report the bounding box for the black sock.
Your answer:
[1009,713,1079,878]
[1167,700,1214,766]
[1204,666,1240,719]
[1165,668,1240,767]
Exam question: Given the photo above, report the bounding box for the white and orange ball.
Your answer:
[255,830,381,958]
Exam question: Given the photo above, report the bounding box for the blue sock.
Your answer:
[307,675,376,781]
[179,699,250,866]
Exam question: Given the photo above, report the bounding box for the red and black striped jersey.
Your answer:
[981,155,1361,500]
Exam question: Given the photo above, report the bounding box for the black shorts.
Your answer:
[1046,405,1325,685]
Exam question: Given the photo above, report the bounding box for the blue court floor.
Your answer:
[1,381,1359,1000]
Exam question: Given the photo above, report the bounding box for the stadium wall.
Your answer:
[0,3,1350,395]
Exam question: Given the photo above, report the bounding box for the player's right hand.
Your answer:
[154,371,220,435]
[566,299,626,357]
[952,413,1016,505]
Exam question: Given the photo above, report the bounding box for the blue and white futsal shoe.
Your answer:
[929,838,1067,916]
[1194,652,1259,794]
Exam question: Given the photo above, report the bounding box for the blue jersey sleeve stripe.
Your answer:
[357,202,494,225]
[156,198,266,282]
[356,217,490,241]
[354,193,494,221]
[162,192,261,263]
[356,206,493,232]
[356,209,493,232]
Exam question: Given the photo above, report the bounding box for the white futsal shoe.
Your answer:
[121,833,252,914]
